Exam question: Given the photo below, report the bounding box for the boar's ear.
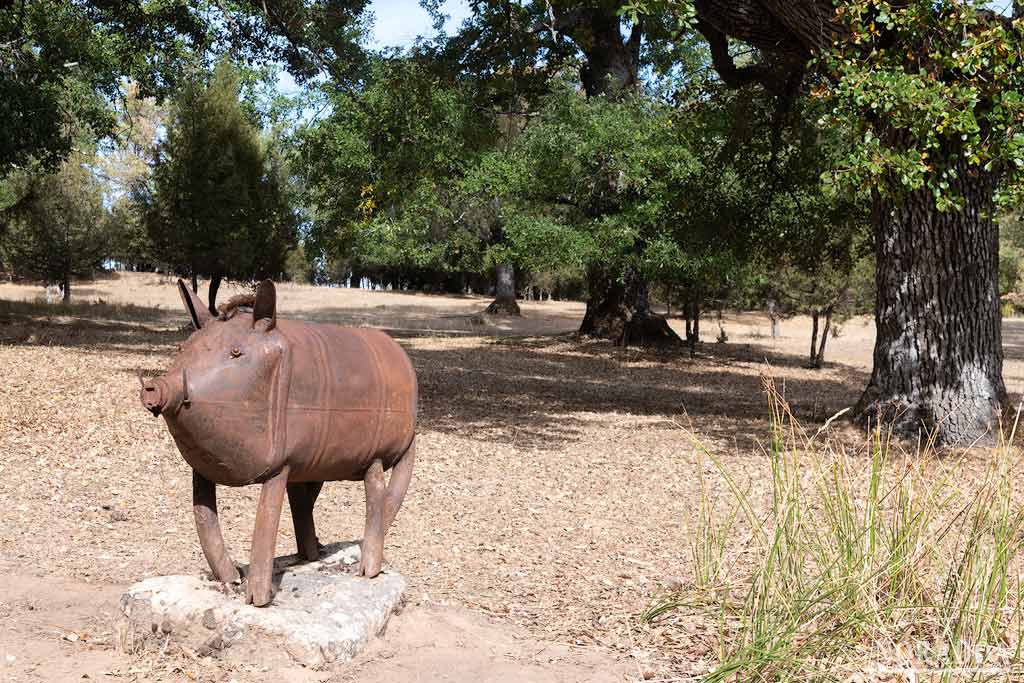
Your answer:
[253,279,276,330]
[178,279,212,330]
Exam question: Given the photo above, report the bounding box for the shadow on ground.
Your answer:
[0,302,186,355]
[1001,319,1024,362]
[410,336,870,451]
[0,303,871,452]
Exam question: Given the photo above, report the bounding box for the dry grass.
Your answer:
[644,383,1024,681]
[3,272,1024,681]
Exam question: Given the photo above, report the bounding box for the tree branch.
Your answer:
[696,18,798,97]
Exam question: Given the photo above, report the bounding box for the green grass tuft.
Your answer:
[646,377,1024,682]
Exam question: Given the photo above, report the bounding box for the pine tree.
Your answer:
[142,59,297,314]
[1,153,110,303]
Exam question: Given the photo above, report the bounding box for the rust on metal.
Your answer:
[140,280,418,606]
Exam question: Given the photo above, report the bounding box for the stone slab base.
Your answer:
[115,542,405,668]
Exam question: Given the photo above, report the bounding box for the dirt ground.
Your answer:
[2,273,1024,682]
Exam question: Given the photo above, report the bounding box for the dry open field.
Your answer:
[3,272,1024,682]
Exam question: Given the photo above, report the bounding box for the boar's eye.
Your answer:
[230,347,243,358]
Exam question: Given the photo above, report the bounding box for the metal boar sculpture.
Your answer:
[140,279,417,606]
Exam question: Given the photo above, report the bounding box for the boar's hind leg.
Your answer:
[360,459,386,578]
[382,439,416,531]
[246,466,290,607]
[192,470,240,583]
[287,482,323,562]
[360,441,415,579]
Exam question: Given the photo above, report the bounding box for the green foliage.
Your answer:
[476,78,869,314]
[215,0,372,87]
[0,152,110,294]
[283,243,316,283]
[0,0,372,176]
[741,96,874,319]
[105,198,156,269]
[0,0,208,172]
[141,59,298,282]
[470,80,701,290]
[818,1,1024,207]
[416,0,573,110]
[300,58,498,279]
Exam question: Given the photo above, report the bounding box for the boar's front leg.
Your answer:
[287,482,323,562]
[246,465,290,607]
[192,470,240,583]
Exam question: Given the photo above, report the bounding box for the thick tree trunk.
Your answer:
[485,263,521,316]
[855,166,1006,444]
[579,268,681,347]
[61,275,70,304]
[207,274,222,316]
[552,4,640,98]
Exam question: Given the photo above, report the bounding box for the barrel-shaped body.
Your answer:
[164,318,416,486]
[278,321,417,482]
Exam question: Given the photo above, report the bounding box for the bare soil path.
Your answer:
[1,566,628,683]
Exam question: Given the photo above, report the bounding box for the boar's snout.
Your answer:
[140,369,189,417]
[140,378,167,416]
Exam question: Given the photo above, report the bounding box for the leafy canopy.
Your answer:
[820,1,1024,208]
[0,0,208,171]
[299,58,498,276]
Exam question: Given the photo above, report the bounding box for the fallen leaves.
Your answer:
[4,273,1024,680]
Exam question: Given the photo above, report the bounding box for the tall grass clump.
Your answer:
[645,377,1024,682]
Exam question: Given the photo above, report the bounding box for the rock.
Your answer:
[115,542,405,668]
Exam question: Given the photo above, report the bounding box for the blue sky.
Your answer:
[368,0,472,49]
[276,0,469,94]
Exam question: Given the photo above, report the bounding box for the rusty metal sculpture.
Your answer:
[140,280,417,607]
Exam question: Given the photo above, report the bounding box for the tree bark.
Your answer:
[767,298,781,338]
[578,267,681,347]
[809,309,819,366]
[854,161,1006,443]
[683,299,701,354]
[690,2,1007,443]
[808,305,833,368]
[552,4,678,344]
[485,263,521,316]
[551,2,640,97]
[815,305,832,368]
[207,273,222,316]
